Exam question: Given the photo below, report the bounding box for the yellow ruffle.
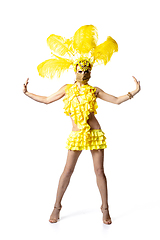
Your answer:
[63,83,98,133]
[66,129,107,151]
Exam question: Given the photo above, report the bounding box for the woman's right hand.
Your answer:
[23,78,29,94]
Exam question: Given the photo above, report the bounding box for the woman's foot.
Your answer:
[49,205,62,223]
[101,205,112,225]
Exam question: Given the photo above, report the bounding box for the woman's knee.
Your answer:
[63,167,74,178]
[95,168,105,178]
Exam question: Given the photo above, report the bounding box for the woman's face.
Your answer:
[75,65,91,84]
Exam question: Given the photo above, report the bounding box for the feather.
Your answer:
[37,55,72,79]
[93,36,118,65]
[37,26,118,79]
[47,34,74,57]
[73,25,98,54]
[64,38,75,55]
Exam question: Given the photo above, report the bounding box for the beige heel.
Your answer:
[101,206,112,225]
[49,205,62,223]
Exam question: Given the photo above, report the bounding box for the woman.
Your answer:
[23,60,140,224]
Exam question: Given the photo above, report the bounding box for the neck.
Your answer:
[76,81,88,88]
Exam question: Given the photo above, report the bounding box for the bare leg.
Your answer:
[91,149,112,224]
[49,150,82,223]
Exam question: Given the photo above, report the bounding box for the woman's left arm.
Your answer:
[96,76,141,105]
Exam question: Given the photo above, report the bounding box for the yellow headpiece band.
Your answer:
[73,57,92,72]
[37,25,118,79]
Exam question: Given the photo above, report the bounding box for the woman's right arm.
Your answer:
[23,78,67,104]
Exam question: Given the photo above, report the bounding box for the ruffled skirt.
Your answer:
[66,129,107,151]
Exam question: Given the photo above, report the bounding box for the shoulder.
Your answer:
[64,84,73,92]
[94,86,104,97]
[58,84,72,92]
[56,84,68,93]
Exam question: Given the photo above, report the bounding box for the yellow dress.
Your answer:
[63,83,107,150]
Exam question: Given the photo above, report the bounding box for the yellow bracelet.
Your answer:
[127,92,133,99]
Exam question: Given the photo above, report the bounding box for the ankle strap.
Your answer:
[101,205,109,210]
[54,205,62,210]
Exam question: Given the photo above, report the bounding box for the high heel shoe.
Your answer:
[101,205,112,225]
[49,205,62,223]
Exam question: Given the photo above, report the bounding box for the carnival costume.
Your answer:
[37,25,118,150]
[63,83,107,150]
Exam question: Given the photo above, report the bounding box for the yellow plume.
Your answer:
[37,55,72,79]
[47,34,74,57]
[37,25,118,79]
[64,38,75,56]
[73,25,98,54]
[93,36,118,65]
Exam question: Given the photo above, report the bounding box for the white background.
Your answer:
[0,0,160,239]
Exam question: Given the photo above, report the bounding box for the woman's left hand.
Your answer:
[132,76,141,92]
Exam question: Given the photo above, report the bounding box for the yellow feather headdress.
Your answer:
[37,25,118,79]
